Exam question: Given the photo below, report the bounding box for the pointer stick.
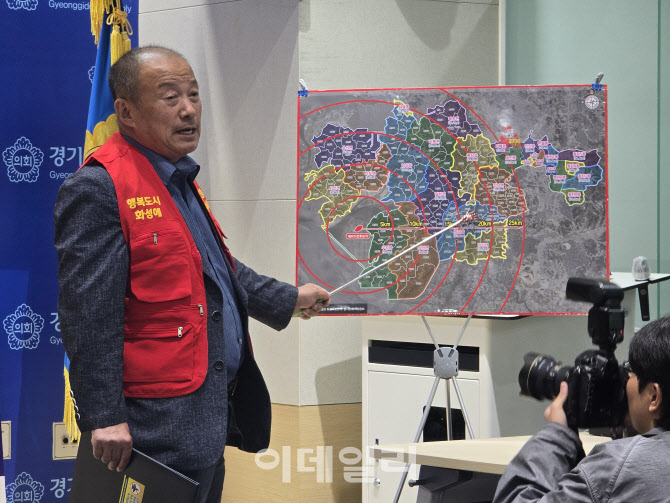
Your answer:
[294,211,477,317]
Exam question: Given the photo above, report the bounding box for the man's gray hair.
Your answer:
[108,46,189,103]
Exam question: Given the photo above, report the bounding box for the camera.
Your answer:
[518,278,628,429]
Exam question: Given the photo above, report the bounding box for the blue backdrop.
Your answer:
[0,2,137,501]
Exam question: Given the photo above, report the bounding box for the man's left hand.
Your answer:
[294,284,330,320]
[544,380,569,426]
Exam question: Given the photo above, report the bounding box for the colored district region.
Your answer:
[305,135,392,229]
[359,204,439,299]
[344,163,389,192]
[382,107,434,200]
[418,167,465,231]
[426,100,483,139]
[462,133,498,167]
[406,116,458,171]
[476,166,527,216]
[455,228,508,266]
[383,151,430,202]
[303,166,360,229]
[390,230,439,299]
[493,144,523,179]
[521,134,603,206]
[450,142,480,198]
[390,202,440,299]
[457,133,527,220]
[359,209,410,298]
[312,124,381,168]
[443,202,508,265]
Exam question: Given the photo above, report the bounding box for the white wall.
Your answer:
[300,0,499,90]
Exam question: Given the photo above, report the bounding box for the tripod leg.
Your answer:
[445,380,452,441]
[452,377,475,439]
[392,375,441,503]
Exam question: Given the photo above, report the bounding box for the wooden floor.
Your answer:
[222,403,362,503]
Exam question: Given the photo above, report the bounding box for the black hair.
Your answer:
[628,314,670,429]
[107,46,188,103]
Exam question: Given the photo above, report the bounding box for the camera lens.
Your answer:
[519,352,573,400]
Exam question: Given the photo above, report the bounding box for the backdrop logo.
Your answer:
[3,304,44,350]
[6,0,38,10]
[3,137,43,183]
[6,472,45,503]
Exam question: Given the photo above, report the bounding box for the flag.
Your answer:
[63,0,133,442]
[84,0,132,158]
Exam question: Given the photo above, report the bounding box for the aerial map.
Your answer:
[297,86,608,315]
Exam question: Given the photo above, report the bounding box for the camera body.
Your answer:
[518,278,627,429]
[520,349,627,428]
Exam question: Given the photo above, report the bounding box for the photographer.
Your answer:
[494,315,670,503]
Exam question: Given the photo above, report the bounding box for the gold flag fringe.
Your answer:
[90,0,108,45]
[63,367,81,442]
[107,2,133,64]
[90,0,133,64]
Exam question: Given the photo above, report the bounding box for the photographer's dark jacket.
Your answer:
[494,422,669,503]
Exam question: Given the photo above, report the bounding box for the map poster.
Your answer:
[297,86,608,315]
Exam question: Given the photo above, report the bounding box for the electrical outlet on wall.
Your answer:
[53,422,79,460]
[1,421,10,459]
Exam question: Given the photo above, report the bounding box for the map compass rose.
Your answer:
[584,94,600,110]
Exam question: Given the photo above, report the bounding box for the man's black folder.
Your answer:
[69,431,199,503]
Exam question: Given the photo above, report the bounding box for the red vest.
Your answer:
[85,132,235,398]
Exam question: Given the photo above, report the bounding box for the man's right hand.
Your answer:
[544,381,569,427]
[91,422,133,472]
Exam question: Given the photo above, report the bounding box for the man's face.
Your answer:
[126,54,202,162]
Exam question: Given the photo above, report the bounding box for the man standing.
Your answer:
[493,315,670,502]
[54,46,330,502]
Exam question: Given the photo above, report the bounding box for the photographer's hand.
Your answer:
[544,381,569,426]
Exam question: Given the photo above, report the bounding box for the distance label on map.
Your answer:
[297,87,608,315]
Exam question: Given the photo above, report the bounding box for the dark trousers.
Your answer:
[180,455,226,503]
[178,386,235,502]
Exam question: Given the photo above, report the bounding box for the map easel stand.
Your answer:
[392,314,476,503]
